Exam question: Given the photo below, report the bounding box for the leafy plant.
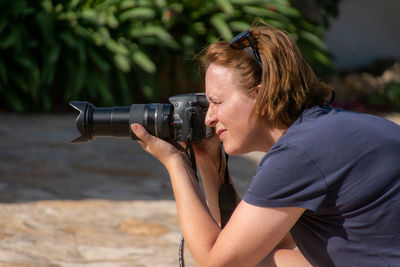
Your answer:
[0,0,336,112]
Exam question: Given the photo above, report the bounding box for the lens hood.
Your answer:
[69,101,94,143]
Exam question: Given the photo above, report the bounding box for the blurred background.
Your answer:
[1,0,398,113]
[0,0,399,266]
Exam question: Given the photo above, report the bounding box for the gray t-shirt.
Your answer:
[243,105,400,266]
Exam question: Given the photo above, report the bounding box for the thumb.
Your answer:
[131,123,153,143]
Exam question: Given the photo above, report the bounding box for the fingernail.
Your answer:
[131,124,139,131]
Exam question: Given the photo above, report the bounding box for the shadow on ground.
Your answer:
[0,114,260,203]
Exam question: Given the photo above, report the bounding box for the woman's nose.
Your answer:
[205,106,217,127]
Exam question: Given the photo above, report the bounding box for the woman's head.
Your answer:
[202,21,332,129]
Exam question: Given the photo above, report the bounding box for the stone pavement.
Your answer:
[0,113,263,267]
[0,112,399,267]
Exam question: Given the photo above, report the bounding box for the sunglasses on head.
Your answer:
[229,30,263,69]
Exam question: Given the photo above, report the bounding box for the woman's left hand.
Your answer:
[130,123,186,167]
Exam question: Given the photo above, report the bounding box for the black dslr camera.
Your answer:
[70,93,214,143]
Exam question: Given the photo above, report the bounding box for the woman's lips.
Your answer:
[216,129,227,140]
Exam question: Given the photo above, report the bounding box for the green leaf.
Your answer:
[131,25,179,49]
[41,0,53,13]
[210,14,233,41]
[312,49,332,68]
[114,54,131,72]
[120,0,138,10]
[182,35,195,48]
[136,0,153,8]
[105,39,129,55]
[119,7,156,22]
[132,50,156,73]
[230,0,263,5]
[154,0,167,9]
[54,3,63,13]
[143,84,155,99]
[69,0,81,9]
[242,6,290,24]
[299,31,327,51]
[81,9,103,24]
[263,19,286,30]
[88,49,110,72]
[229,21,251,32]
[216,0,234,16]
[95,0,120,9]
[106,13,119,28]
[270,2,301,17]
[169,3,184,13]
[192,22,207,35]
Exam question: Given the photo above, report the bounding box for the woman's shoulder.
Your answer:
[278,105,400,148]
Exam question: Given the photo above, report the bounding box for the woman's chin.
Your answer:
[222,143,246,155]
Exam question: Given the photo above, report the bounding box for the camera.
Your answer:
[69,93,214,143]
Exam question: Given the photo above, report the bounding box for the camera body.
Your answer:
[70,93,213,143]
[168,93,211,142]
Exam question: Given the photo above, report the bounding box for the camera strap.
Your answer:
[218,152,237,228]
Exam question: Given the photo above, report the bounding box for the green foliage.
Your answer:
[0,0,336,112]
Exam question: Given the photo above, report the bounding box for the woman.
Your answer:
[131,22,400,266]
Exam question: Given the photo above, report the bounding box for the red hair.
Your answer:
[202,21,332,128]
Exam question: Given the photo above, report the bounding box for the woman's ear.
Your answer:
[252,84,268,116]
[252,84,262,98]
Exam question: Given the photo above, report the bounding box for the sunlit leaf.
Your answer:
[229,21,251,32]
[210,14,233,41]
[114,54,131,72]
[300,30,327,51]
[119,7,156,22]
[132,50,156,73]
[216,0,234,16]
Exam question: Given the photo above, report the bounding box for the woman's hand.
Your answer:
[192,134,222,166]
[131,123,186,167]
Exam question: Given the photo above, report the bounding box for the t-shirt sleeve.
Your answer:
[243,142,328,211]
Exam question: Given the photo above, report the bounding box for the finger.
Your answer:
[131,123,153,143]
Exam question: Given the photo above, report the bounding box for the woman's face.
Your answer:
[205,63,271,154]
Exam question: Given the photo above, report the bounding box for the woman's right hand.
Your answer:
[131,123,188,168]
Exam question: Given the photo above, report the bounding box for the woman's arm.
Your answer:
[194,137,309,266]
[132,124,305,267]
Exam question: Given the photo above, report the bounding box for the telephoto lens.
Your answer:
[69,101,174,143]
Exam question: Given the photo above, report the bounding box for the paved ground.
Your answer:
[0,113,263,267]
[0,112,399,267]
